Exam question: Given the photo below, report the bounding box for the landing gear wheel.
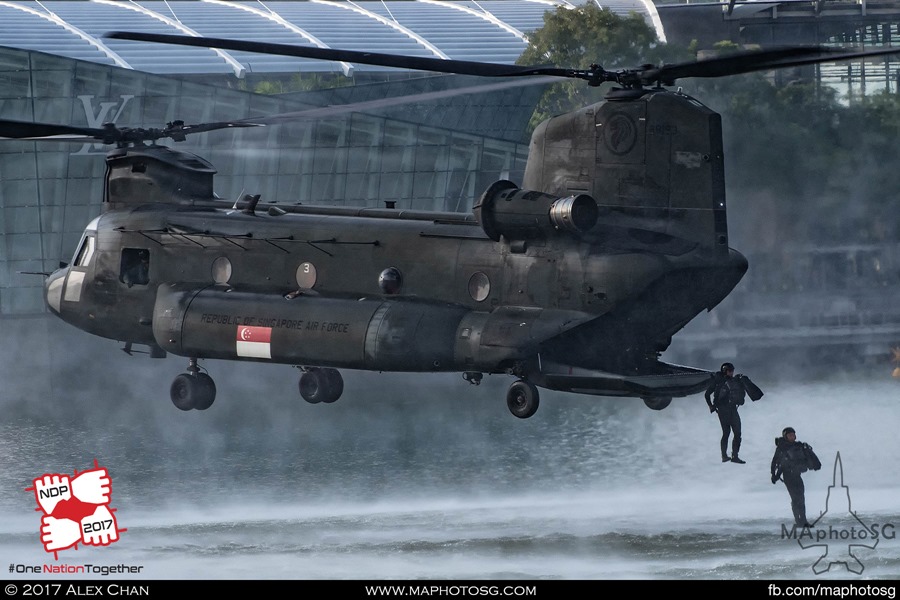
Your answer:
[507,380,540,419]
[171,374,195,411]
[299,370,325,403]
[170,372,217,411]
[299,368,344,404]
[193,373,217,410]
[321,369,344,403]
[642,396,672,410]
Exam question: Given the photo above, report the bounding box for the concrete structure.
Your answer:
[1,0,669,318]
[657,0,900,93]
[1,0,897,396]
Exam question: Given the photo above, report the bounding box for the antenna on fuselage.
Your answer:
[231,188,246,211]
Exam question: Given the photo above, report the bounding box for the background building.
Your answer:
[1,0,897,387]
[657,0,900,95]
[4,0,660,316]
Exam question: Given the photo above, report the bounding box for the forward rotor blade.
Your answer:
[0,119,105,140]
[105,31,575,80]
[175,119,265,134]
[2,76,552,146]
[165,121,265,136]
[0,118,265,144]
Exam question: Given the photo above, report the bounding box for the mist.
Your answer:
[2,315,898,579]
[3,68,900,580]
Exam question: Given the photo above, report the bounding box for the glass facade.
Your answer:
[0,47,534,316]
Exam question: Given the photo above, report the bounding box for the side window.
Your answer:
[73,235,96,268]
[120,248,150,287]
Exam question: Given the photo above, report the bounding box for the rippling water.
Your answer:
[1,359,898,580]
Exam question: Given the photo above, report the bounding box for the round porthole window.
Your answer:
[212,256,232,284]
[296,262,317,288]
[468,271,490,302]
[378,267,403,295]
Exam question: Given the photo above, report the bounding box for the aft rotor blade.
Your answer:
[107,31,900,89]
[105,31,577,80]
[643,45,900,85]
[231,76,559,126]
[756,45,900,70]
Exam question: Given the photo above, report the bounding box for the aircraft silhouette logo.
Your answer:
[796,453,879,574]
[25,460,125,559]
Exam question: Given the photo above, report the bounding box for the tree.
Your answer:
[518,6,900,245]
[517,4,687,128]
[253,73,353,95]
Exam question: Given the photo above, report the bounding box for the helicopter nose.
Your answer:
[44,267,68,315]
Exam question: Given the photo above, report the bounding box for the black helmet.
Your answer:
[782,427,796,436]
[720,362,735,373]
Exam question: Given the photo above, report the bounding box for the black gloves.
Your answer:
[771,474,779,484]
[708,405,716,413]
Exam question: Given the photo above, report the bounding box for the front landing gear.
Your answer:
[507,380,539,419]
[170,358,216,411]
[298,367,344,404]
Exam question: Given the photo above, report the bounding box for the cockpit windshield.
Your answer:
[72,235,96,268]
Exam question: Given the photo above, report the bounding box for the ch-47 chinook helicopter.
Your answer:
[4,32,899,418]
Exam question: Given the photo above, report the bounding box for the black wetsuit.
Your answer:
[771,437,815,526]
[712,376,746,459]
[704,372,725,412]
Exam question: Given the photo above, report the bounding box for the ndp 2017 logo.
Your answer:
[25,460,125,558]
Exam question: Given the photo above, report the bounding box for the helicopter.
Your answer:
[4,33,899,418]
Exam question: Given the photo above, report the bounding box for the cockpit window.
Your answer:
[73,235,96,268]
[120,248,150,287]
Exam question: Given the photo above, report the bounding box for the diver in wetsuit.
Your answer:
[771,426,821,528]
[705,362,752,464]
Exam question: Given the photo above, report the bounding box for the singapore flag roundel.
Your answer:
[236,325,272,359]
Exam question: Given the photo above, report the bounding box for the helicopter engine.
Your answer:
[474,180,599,241]
[105,145,217,209]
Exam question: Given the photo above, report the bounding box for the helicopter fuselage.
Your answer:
[44,196,744,385]
[12,32,896,415]
[41,88,747,412]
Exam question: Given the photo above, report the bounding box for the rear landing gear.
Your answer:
[170,358,216,411]
[507,380,539,419]
[642,396,672,410]
[299,367,344,404]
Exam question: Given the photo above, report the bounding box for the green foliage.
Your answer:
[254,80,285,95]
[517,4,684,128]
[690,74,900,245]
[518,7,899,244]
[856,89,900,132]
[253,73,353,95]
